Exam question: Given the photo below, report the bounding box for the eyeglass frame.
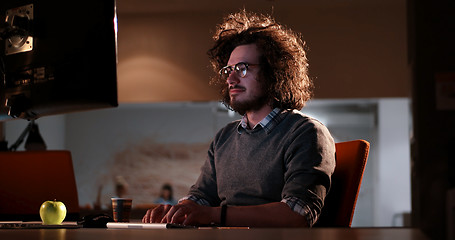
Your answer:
[218,62,260,80]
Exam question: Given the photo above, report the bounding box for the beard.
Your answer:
[229,91,269,115]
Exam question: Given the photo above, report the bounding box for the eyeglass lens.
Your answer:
[220,62,248,79]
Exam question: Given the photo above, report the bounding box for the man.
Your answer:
[142,10,335,227]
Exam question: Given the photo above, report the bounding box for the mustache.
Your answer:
[229,85,246,90]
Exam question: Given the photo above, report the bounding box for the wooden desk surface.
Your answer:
[0,227,429,240]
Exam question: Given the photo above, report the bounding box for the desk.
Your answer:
[0,228,429,240]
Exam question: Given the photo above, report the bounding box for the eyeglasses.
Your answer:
[219,62,259,80]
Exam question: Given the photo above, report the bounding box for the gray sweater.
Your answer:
[188,109,336,223]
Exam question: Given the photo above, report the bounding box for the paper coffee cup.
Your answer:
[111,198,132,222]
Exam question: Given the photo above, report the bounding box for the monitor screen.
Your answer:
[0,0,118,121]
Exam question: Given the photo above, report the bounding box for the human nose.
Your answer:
[226,71,240,86]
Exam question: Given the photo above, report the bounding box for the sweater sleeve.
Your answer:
[281,118,336,226]
[186,139,222,207]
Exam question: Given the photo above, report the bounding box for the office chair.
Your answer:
[314,139,370,227]
[0,151,80,221]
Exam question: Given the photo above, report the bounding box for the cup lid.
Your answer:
[111,197,133,201]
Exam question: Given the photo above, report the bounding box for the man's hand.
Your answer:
[142,204,172,223]
[142,200,219,226]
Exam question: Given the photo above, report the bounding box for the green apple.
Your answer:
[39,200,67,225]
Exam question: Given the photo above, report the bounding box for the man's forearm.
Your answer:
[149,200,309,227]
[212,202,309,228]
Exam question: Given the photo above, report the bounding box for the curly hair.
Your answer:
[208,10,313,111]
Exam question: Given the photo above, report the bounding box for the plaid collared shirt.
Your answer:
[180,108,317,226]
[237,108,283,134]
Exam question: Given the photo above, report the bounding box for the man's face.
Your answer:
[226,44,268,114]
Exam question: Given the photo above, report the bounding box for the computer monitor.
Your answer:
[0,0,118,121]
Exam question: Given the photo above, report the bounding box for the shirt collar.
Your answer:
[238,108,283,134]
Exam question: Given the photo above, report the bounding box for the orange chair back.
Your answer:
[315,139,370,227]
[0,151,80,221]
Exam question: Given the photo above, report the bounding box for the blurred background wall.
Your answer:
[115,0,409,102]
